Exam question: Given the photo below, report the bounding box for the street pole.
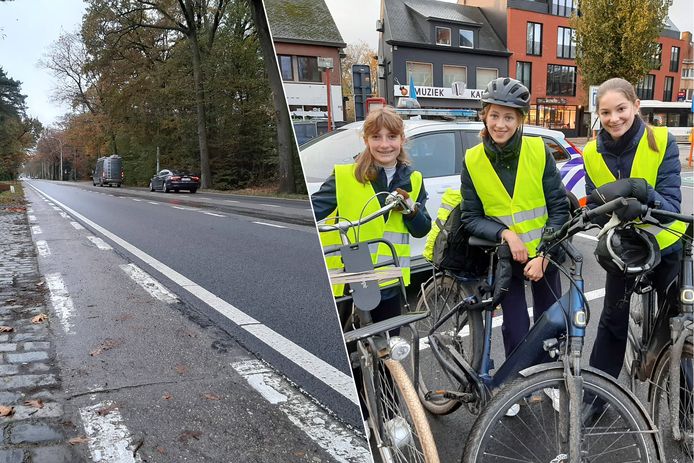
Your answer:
[59,142,63,182]
[318,57,334,133]
[156,146,160,173]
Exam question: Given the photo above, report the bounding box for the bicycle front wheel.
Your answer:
[651,341,694,457]
[413,272,483,415]
[367,357,440,463]
[462,368,660,463]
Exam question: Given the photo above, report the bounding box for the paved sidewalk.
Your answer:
[0,205,85,462]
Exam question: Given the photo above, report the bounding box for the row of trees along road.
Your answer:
[23,0,302,193]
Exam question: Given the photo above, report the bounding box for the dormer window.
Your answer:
[459,29,474,48]
[436,27,451,46]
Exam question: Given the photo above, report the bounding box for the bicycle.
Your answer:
[621,203,694,456]
[409,197,663,462]
[318,191,440,463]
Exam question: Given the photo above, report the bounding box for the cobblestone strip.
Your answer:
[0,208,84,462]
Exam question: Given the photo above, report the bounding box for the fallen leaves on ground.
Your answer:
[175,364,187,375]
[203,393,220,401]
[162,392,172,400]
[0,326,13,333]
[24,399,43,409]
[178,430,202,443]
[0,406,15,416]
[89,338,121,356]
[31,313,48,324]
[68,436,89,445]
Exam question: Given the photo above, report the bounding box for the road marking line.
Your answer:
[27,208,33,213]
[29,185,358,406]
[46,202,54,206]
[171,205,197,211]
[59,212,68,219]
[87,236,112,251]
[119,263,178,304]
[28,215,37,222]
[79,401,142,463]
[31,225,42,235]
[131,198,142,202]
[202,211,225,217]
[148,201,158,205]
[71,221,85,230]
[253,221,286,229]
[45,273,75,334]
[225,200,239,203]
[52,206,61,211]
[261,203,280,208]
[36,240,50,257]
[232,359,369,463]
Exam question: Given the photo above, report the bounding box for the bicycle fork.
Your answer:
[563,338,584,463]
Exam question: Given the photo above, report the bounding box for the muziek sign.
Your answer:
[394,85,483,99]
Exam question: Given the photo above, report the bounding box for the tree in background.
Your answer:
[571,0,671,88]
[340,41,378,122]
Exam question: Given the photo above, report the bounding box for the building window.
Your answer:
[516,61,532,90]
[407,61,433,86]
[670,46,680,72]
[683,68,694,78]
[557,27,576,59]
[436,27,451,46]
[546,64,576,96]
[551,0,576,17]
[635,74,655,100]
[650,43,662,69]
[278,55,293,81]
[297,56,322,83]
[459,29,474,48]
[663,76,674,101]
[443,65,467,88]
[477,68,498,90]
[527,23,542,56]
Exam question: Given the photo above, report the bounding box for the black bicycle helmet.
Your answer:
[481,77,531,114]
[594,225,661,276]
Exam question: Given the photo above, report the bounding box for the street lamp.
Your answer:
[317,57,334,132]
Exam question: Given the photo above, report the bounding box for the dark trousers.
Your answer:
[589,251,681,379]
[501,261,562,357]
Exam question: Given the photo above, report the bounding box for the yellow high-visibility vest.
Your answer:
[319,164,423,296]
[465,137,548,257]
[583,127,686,250]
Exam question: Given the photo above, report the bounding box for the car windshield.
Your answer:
[300,128,364,182]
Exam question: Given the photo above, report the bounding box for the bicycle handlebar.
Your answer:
[316,191,411,237]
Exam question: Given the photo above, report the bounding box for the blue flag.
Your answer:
[409,76,417,101]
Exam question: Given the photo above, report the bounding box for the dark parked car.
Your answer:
[149,169,200,193]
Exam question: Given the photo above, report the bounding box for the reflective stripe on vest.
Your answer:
[319,164,423,296]
[583,127,686,250]
[465,137,548,257]
[423,188,461,262]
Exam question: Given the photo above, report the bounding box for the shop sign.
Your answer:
[537,97,568,105]
[394,85,483,100]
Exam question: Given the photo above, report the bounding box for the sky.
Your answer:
[0,0,692,127]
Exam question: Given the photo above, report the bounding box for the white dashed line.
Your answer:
[87,236,112,251]
[232,360,369,463]
[31,225,42,235]
[119,263,178,304]
[202,212,225,217]
[260,203,280,208]
[148,201,159,205]
[79,401,142,463]
[225,200,239,203]
[36,240,50,257]
[28,215,37,222]
[52,206,61,211]
[45,273,75,334]
[252,222,286,229]
[70,222,85,230]
[59,212,68,219]
[171,206,197,211]
[131,198,143,202]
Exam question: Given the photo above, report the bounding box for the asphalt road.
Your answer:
[23,181,365,434]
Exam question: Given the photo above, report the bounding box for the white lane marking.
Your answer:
[202,211,225,217]
[71,221,85,230]
[36,240,50,257]
[131,198,143,202]
[260,203,280,208]
[27,208,33,213]
[31,225,42,235]
[252,221,286,229]
[225,200,239,203]
[119,264,178,304]
[576,233,599,242]
[29,185,358,406]
[171,205,197,211]
[233,360,369,463]
[59,212,68,219]
[52,206,61,211]
[45,273,75,334]
[28,215,37,222]
[148,201,159,205]
[79,401,143,463]
[87,236,112,251]
[46,202,54,206]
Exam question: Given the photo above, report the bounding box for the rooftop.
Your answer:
[264,0,346,48]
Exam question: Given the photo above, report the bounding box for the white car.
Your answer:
[301,119,586,272]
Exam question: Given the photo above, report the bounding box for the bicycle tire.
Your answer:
[413,272,484,415]
[650,341,694,457]
[462,368,660,463]
[366,357,440,463]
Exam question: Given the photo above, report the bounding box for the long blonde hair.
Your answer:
[596,77,658,152]
[355,106,411,183]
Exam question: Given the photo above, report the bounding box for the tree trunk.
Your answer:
[189,33,212,189]
[248,0,296,194]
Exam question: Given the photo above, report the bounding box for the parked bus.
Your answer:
[639,100,693,143]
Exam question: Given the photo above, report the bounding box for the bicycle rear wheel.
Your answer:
[413,272,483,415]
[365,355,440,463]
[650,341,694,457]
[462,368,660,462]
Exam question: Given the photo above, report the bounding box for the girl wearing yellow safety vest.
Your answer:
[460,77,570,372]
[311,106,432,329]
[583,78,684,415]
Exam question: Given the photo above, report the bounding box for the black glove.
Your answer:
[589,178,649,205]
[615,198,644,222]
